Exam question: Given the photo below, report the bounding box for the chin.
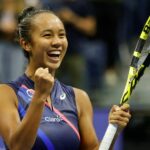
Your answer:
[47,63,61,70]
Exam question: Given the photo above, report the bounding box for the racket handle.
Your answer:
[99,123,118,150]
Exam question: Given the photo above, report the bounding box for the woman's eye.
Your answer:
[44,34,52,37]
[59,33,66,38]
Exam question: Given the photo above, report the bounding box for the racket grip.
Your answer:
[99,123,118,150]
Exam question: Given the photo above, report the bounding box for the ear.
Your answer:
[19,38,32,52]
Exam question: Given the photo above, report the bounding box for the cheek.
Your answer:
[31,46,45,61]
[64,39,68,52]
[34,41,48,53]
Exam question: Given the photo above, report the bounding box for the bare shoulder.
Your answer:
[0,84,19,144]
[0,84,15,93]
[73,88,99,149]
[73,87,90,102]
[0,84,17,106]
[73,87,93,117]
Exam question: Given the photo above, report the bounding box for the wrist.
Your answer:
[32,91,48,103]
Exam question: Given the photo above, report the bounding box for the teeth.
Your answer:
[49,51,60,55]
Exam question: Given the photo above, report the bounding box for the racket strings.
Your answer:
[136,36,150,83]
[137,34,150,68]
[121,33,150,104]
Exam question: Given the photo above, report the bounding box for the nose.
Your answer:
[51,36,61,48]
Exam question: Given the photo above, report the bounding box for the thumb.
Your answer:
[111,105,121,112]
[45,68,49,73]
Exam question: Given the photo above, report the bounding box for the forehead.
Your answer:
[31,13,65,31]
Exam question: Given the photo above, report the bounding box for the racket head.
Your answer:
[120,16,150,105]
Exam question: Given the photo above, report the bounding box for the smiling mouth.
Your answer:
[47,51,61,62]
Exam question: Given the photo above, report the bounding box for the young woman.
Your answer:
[0,7,131,150]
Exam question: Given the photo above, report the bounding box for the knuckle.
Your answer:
[123,122,127,127]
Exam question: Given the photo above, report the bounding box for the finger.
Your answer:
[44,68,49,73]
[109,111,131,122]
[110,110,131,119]
[110,114,130,123]
[120,103,130,111]
[109,120,128,128]
[35,67,44,75]
[109,112,131,123]
[34,68,54,83]
[110,105,120,112]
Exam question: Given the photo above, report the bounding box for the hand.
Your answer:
[109,104,131,131]
[34,67,54,102]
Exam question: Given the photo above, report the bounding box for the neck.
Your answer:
[25,66,55,81]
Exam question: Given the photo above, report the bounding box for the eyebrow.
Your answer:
[41,29,66,33]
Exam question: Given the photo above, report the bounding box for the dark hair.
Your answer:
[16,6,54,59]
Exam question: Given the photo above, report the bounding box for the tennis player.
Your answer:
[0,7,131,150]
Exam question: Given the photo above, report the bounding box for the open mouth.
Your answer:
[47,51,61,62]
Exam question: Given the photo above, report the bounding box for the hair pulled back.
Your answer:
[16,6,54,59]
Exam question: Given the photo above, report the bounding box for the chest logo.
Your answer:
[60,93,66,100]
[26,89,34,98]
[44,115,63,122]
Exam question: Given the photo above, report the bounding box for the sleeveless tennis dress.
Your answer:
[7,74,80,150]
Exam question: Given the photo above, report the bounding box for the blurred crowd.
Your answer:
[0,0,150,102]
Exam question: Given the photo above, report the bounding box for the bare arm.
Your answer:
[0,68,54,150]
[74,88,99,150]
[74,88,131,150]
[0,84,45,150]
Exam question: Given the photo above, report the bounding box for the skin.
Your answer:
[0,12,131,150]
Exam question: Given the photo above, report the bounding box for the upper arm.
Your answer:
[74,88,99,150]
[0,84,20,146]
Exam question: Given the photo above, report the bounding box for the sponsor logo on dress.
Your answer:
[26,89,34,101]
[44,115,63,122]
[60,93,66,100]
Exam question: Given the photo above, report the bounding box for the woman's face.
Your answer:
[27,13,68,71]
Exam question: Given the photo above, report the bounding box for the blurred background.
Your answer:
[0,0,150,149]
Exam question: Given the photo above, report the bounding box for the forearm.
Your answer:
[8,67,55,149]
[9,95,45,150]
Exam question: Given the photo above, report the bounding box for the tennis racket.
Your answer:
[99,16,150,150]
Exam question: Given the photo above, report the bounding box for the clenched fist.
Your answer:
[34,67,54,102]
